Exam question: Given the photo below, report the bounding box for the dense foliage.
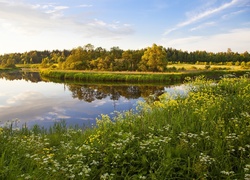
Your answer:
[1,44,250,71]
[1,74,250,179]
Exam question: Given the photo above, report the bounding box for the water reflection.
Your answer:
[0,71,179,128]
[67,84,164,102]
[0,70,42,82]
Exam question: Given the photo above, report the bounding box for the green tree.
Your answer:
[64,47,89,70]
[110,46,123,60]
[95,47,107,59]
[139,44,167,72]
[122,50,133,70]
[131,49,145,71]
[84,43,95,52]
[40,57,50,68]
[0,57,16,68]
[21,52,29,64]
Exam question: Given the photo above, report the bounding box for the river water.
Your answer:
[0,71,185,128]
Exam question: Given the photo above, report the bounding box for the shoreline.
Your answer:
[39,69,250,83]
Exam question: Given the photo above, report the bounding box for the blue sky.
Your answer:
[0,0,249,54]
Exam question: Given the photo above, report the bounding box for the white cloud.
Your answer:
[163,27,178,35]
[164,0,244,35]
[53,6,68,11]
[93,99,110,107]
[0,1,134,39]
[0,0,134,54]
[0,2,62,35]
[45,5,69,18]
[180,0,239,27]
[80,117,94,121]
[78,4,93,8]
[57,115,71,119]
[0,90,72,124]
[86,19,134,37]
[48,111,71,120]
[164,36,204,47]
[190,21,216,31]
[164,84,188,97]
[243,22,250,26]
[162,28,250,52]
[7,91,44,104]
[222,9,246,19]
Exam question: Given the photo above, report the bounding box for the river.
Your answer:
[0,71,185,128]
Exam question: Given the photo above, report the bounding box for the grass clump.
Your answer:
[39,70,183,83]
[1,74,250,179]
[40,69,250,84]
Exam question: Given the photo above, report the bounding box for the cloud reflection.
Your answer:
[6,91,44,104]
[164,84,188,97]
[0,87,137,128]
[0,92,64,124]
[0,75,166,128]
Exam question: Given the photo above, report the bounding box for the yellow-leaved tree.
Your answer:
[139,44,167,72]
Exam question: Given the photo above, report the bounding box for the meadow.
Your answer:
[0,74,250,179]
[166,63,246,71]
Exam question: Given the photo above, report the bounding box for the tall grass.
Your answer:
[1,74,250,179]
[40,70,183,83]
[40,69,250,83]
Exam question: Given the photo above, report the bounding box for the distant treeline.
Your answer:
[0,44,250,71]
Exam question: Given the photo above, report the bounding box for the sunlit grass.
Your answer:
[40,69,183,83]
[16,64,40,69]
[167,63,246,71]
[40,68,250,84]
[1,74,250,179]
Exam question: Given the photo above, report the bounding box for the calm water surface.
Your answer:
[0,71,185,128]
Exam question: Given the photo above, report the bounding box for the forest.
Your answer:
[0,44,250,71]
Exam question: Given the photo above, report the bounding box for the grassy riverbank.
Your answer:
[40,69,250,83]
[1,74,250,179]
[0,67,19,72]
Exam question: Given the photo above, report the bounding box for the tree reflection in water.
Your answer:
[67,84,165,102]
[0,71,169,102]
[0,70,42,82]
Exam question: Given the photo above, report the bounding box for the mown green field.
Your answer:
[1,74,250,179]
